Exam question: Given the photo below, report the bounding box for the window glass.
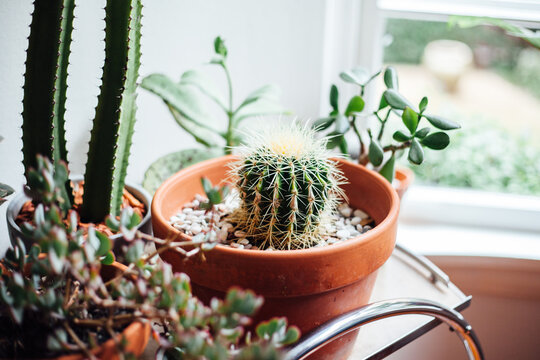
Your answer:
[381,18,540,196]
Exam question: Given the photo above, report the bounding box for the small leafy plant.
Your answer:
[0,162,299,359]
[315,66,461,182]
[141,36,286,193]
[231,125,345,250]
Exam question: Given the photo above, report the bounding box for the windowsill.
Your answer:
[397,185,540,260]
[398,220,540,260]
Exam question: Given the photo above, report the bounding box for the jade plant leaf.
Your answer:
[408,138,424,165]
[392,131,410,142]
[379,155,395,183]
[421,132,450,150]
[402,107,419,134]
[345,96,365,116]
[368,139,384,166]
[383,89,416,111]
[329,84,339,111]
[424,114,461,130]
[383,66,399,89]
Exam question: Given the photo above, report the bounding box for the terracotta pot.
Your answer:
[5,177,152,257]
[394,167,414,199]
[151,155,399,359]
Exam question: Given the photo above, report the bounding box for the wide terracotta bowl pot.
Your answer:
[56,262,150,360]
[152,155,399,359]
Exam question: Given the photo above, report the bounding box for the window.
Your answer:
[333,0,540,253]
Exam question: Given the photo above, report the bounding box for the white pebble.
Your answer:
[336,229,350,238]
[339,206,352,218]
[182,207,193,213]
[238,238,250,245]
[351,217,361,226]
[190,224,202,235]
[353,209,368,218]
[218,229,228,241]
[234,230,246,238]
[356,224,363,232]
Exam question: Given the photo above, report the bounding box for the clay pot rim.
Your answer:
[6,175,152,243]
[395,167,414,190]
[151,155,399,258]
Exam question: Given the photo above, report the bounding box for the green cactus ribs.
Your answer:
[233,126,345,250]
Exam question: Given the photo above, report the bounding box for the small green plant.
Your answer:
[141,36,286,193]
[0,162,299,359]
[232,125,345,250]
[200,177,230,210]
[315,66,461,182]
[21,0,142,223]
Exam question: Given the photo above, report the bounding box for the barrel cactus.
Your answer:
[232,125,345,250]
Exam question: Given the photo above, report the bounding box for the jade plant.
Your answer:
[21,0,142,223]
[0,158,299,359]
[141,36,286,193]
[315,66,461,182]
[232,125,345,250]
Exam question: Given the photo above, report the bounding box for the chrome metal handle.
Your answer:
[283,298,484,360]
[395,243,450,286]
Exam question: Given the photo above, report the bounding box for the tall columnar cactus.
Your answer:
[21,0,142,225]
[233,126,345,250]
[22,0,74,205]
[81,0,142,222]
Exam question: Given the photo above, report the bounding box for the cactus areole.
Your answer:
[232,126,345,250]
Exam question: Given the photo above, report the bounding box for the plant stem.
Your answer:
[73,314,136,327]
[383,141,411,153]
[351,116,365,162]
[63,321,97,360]
[377,109,392,141]
[222,63,234,154]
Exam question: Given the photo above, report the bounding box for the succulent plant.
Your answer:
[0,160,299,359]
[21,0,142,223]
[232,125,345,250]
[315,66,461,183]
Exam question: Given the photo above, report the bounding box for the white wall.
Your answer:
[0,0,369,252]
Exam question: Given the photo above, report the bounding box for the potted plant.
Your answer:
[315,66,461,197]
[6,0,151,253]
[152,125,400,359]
[140,36,286,193]
[0,158,299,359]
